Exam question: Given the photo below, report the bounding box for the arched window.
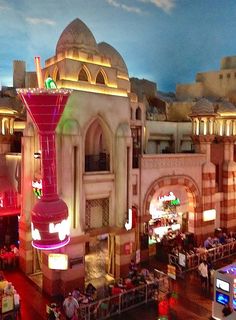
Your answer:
[55,70,60,82]
[96,71,105,85]
[136,107,142,120]
[85,119,110,172]
[78,68,88,82]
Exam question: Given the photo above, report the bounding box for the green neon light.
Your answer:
[45,77,57,89]
[170,198,180,206]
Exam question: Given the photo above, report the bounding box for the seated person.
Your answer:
[72,288,82,301]
[219,233,228,245]
[124,278,134,290]
[117,278,125,289]
[204,237,213,249]
[222,303,232,317]
[129,259,138,272]
[85,283,97,300]
[140,268,150,279]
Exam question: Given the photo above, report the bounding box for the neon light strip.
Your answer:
[32,237,70,250]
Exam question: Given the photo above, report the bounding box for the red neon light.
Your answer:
[18,88,71,250]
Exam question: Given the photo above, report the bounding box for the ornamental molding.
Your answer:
[141,155,205,169]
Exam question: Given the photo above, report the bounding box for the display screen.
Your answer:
[216,279,230,292]
[216,291,230,305]
[233,298,236,310]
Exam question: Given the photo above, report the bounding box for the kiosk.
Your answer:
[212,263,236,319]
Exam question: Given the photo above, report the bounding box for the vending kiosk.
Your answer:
[212,263,236,319]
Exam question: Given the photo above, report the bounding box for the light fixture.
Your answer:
[18,87,71,250]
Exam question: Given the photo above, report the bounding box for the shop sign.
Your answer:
[48,253,68,270]
[159,192,180,206]
[125,208,132,231]
[178,253,186,267]
[170,198,180,206]
[159,192,176,202]
[2,295,14,313]
[167,264,176,280]
[203,209,216,221]
[49,218,70,241]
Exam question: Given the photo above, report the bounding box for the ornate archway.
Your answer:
[143,175,202,237]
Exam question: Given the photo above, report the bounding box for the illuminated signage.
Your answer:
[0,198,3,208]
[49,219,70,241]
[45,77,57,89]
[203,209,216,222]
[125,208,132,231]
[32,179,42,199]
[48,253,68,270]
[170,198,180,206]
[216,279,230,292]
[159,192,176,202]
[31,223,41,241]
[159,192,180,205]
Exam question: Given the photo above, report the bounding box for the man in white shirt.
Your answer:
[63,292,79,320]
[198,260,208,292]
[13,290,20,318]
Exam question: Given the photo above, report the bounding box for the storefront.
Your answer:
[147,186,190,247]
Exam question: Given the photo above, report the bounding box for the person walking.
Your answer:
[63,292,79,320]
[198,260,208,293]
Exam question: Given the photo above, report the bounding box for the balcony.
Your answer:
[85,153,110,172]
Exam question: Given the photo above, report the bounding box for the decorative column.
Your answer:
[192,135,216,239]
[221,136,236,230]
[17,88,71,250]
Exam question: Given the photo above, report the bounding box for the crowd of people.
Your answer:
[0,272,21,318]
[48,282,98,320]
[0,243,19,269]
[47,260,159,320]
[170,229,236,266]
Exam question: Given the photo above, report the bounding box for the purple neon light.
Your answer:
[32,237,70,250]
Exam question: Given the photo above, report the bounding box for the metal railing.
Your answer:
[77,271,169,320]
[168,240,236,274]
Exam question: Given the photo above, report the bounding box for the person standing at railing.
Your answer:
[63,292,79,320]
[219,233,228,245]
[204,237,213,250]
[198,260,209,294]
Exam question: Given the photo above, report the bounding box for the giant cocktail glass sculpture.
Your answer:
[17,88,71,250]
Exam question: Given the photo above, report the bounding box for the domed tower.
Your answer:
[55,18,99,55]
[189,98,217,236]
[43,18,130,95]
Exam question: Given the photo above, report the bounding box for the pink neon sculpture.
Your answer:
[18,88,71,250]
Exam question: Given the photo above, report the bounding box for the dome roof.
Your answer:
[216,99,236,113]
[98,42,128,74]
[191,98,215,116]
[56,18,99,55]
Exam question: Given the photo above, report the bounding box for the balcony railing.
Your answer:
[85,153,110,172]
[168,240,236,275]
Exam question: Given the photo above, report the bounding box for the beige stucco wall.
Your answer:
[55,90,131,236]
[139,153,206,216]
[145,121,192,153]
